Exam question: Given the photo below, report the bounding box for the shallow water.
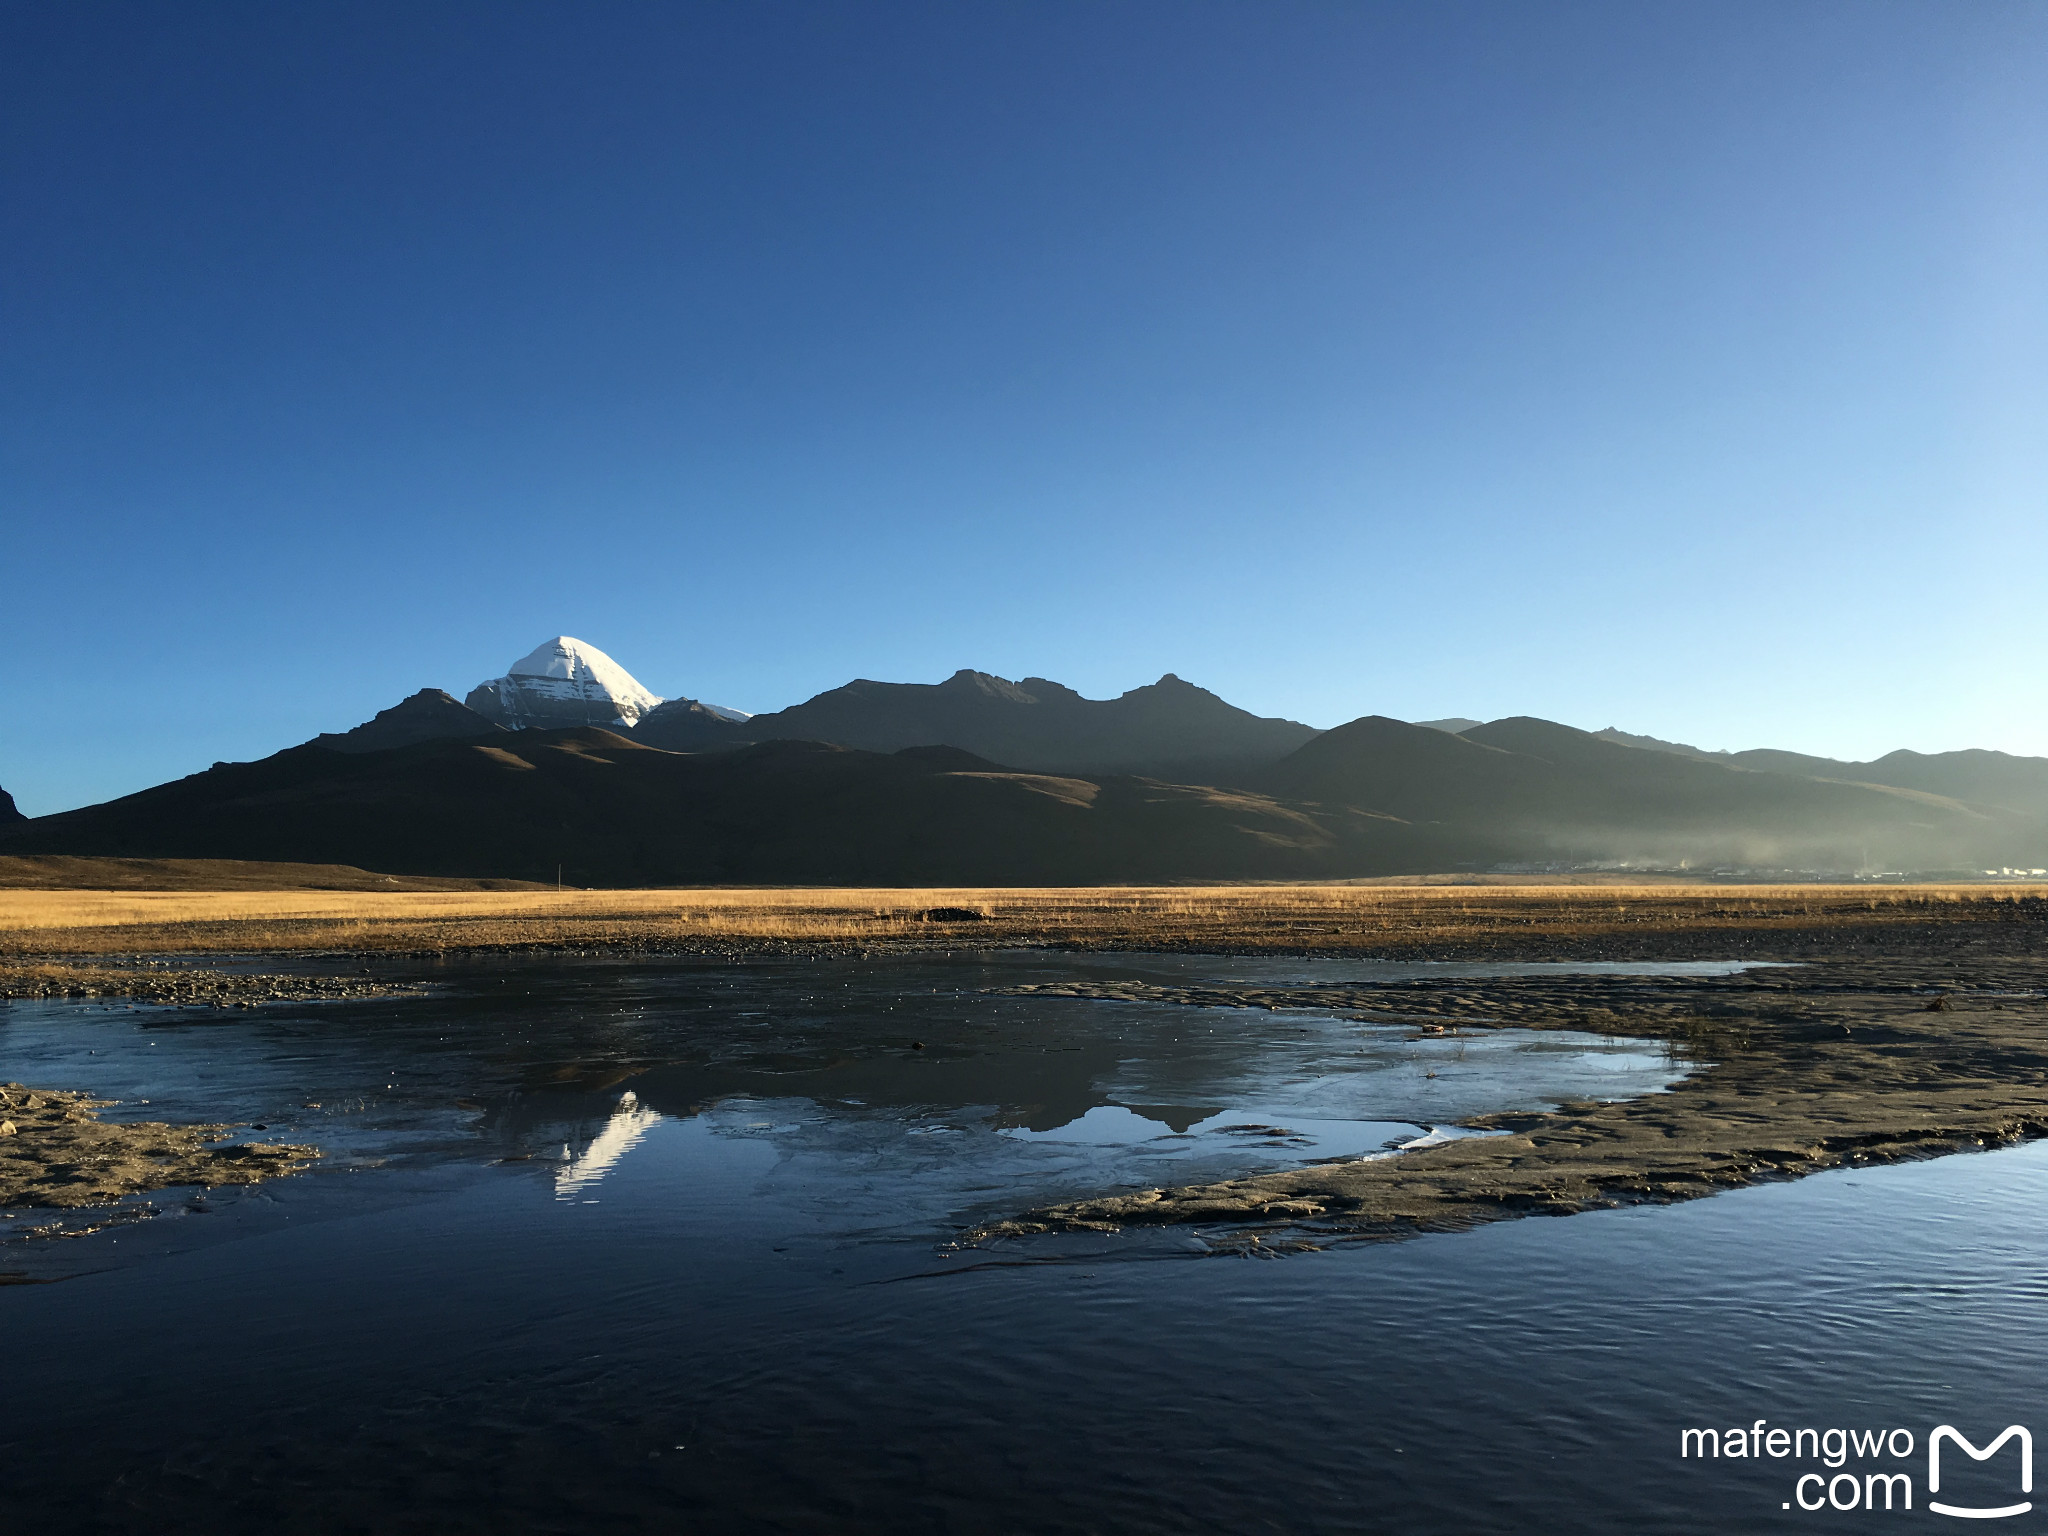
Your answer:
[2,952,2035,1532]
[0,950,1688,1257]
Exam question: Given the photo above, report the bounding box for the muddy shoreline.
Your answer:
[972,931,2048,1244]
[0,959,419,1007]
[0,1082,319,1211]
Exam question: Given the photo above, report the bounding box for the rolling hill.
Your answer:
[1591,728,2048,825]
[0,729,1436,885]
[1260,714,2046,870]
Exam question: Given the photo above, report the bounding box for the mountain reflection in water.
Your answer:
[554,1089,662,1200]
[18,949,1976,1535]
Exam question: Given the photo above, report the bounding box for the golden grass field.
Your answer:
[3,879,2044,958]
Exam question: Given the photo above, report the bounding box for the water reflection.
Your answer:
[0,949,1697,1261]
[20,950,1994,1536]
[554,1090,662,1200]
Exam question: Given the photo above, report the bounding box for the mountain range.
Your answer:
[1590,727,2048,823]
[636,667,1318,780]
[4,636,2045,883]
[1263,716,2043,872]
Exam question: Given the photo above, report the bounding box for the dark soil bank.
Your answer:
[978,929,2048,1241]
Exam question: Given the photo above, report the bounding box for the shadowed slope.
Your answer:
[633,697,759,751]
[0,730,1431,885]
[1257,715,1530,840]
[0,856,543,891]
[308,689,507,753]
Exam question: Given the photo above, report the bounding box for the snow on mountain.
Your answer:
[464,637,750,731]
[466,637,665,730]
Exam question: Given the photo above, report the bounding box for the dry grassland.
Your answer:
[3,881,2044,960]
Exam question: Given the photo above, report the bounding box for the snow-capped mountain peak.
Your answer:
[508,637,660,706]
[464,637,749,731]
[467,636,663,730]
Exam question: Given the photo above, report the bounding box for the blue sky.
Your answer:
[5,1,2044,815]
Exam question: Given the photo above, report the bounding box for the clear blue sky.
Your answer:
[5,1,2044,815]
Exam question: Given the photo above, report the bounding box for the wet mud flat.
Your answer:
[0,1081,316,1212]
[976,934,2048,1242]
[0,957,416,1006]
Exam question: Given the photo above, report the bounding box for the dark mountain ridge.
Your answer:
[308,689,507,753]
[636,668,1319,779]
[0,728,1437,885]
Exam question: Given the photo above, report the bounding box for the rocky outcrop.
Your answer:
[0,787,23,825]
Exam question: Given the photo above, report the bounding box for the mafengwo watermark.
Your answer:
[1682,1420,2033,1517]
